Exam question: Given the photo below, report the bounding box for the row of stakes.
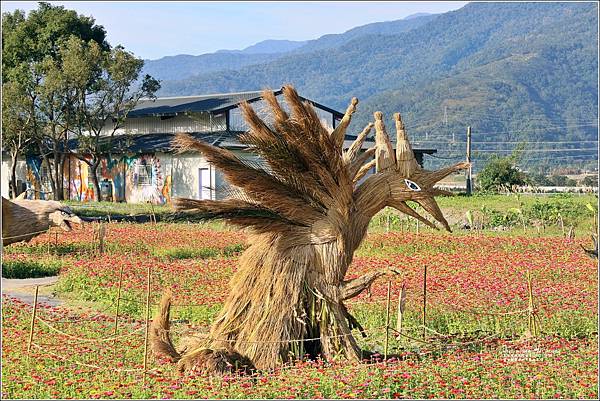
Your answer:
[24,250,542,381]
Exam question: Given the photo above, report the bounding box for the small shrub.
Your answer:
[196,247,220,259]
[222,243,246,257]
[152,246,220,260]
[1,259,62,279]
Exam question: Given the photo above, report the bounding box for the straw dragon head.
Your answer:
[372,111,470,232]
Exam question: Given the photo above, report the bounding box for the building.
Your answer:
[2,89,437,203]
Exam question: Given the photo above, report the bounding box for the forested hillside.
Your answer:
[154,2,598,170]
[142,13,436,81]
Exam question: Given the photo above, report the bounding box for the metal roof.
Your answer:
[66,132,436,156]
[128,88,344,119]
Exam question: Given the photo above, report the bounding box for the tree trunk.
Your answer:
[52,150,64,201]
[10,150,19,199]
[37,141,57,200]
[89,161,103,202]
[61,155,69,200]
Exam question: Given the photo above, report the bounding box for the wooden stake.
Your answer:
[396,282,406,340]
[558,214,564,236]
[466,126,472,196]
[149,202,156,225]
[142,264,151,384]
[47,229,51,254]
[27,286,39,354]
[422,265,427,338]
[54,232,58,250]
[98,222,106,255]
[384,281,392,362]
[526,270,539,337]
[416,219,420,235]
[113,265,124,341]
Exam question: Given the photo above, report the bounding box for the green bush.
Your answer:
[480,206,521,228]
[222,243,246,257]
[477,155,526,192]
[581,175,598,187]
[151,246,220,260]
[1,259,62,279]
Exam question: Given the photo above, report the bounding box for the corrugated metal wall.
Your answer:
[103,113,227,135]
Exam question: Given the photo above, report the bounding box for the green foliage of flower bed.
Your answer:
[1,258,63,279]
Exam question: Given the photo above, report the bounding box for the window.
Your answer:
[135,163,153,186]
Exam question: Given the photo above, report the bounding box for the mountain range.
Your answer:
[142,4,598,171]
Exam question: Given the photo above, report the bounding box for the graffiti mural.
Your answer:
[23,153,172,204]
[67,157,94,202]
[125,154,169,204]
[25,157,52,200]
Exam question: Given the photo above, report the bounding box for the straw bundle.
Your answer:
[151,85,469,374]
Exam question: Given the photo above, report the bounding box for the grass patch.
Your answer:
[151,246,220,260]
[151,243,246,260]
[1,258,63,279]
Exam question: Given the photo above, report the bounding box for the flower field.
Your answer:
[1,221,598,399]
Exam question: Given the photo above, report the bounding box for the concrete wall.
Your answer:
[1,156,27,198]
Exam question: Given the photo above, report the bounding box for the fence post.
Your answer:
[113,265,124,341]
[142,264,152,384]
[27,286,40,354]
[98,222,106,255]
[422,265,427,339]
[526,270,540,337]
[384,281,392,363]
[396,282,406,341]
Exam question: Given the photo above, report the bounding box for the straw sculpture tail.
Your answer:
[2,196,83,246]
[151,85,469,375]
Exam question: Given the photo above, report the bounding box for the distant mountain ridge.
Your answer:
[216,39,308,55]
[142,13,437,81]
[153,2,598,170]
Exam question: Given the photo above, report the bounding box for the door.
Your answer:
[199,167,211,199]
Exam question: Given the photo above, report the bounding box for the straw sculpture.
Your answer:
[151,85,469,374]
[2,195,83,246]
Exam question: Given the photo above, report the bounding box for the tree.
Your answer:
[64,39,160,201]
[1,3,109,200]
[2,3,159,201]
[581,175,598,187]
[548,175,577,187]
[150,86,469,374]
[526,172,553,187]
[2,80,33,198]
[477,153,527,192]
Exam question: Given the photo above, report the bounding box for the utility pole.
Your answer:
[466,126,472,195]
[443,106,448,126]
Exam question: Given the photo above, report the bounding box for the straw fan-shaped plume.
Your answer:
[153,85,469,375]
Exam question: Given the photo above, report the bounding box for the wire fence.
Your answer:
[3,220,550,384]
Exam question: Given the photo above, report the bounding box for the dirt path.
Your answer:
[1,276,62,306]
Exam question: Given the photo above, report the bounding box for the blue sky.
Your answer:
[2,1,468,59]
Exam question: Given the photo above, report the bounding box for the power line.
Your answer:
[471,123,598,136]
[472,148,598,152]
[414,140,599,144]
